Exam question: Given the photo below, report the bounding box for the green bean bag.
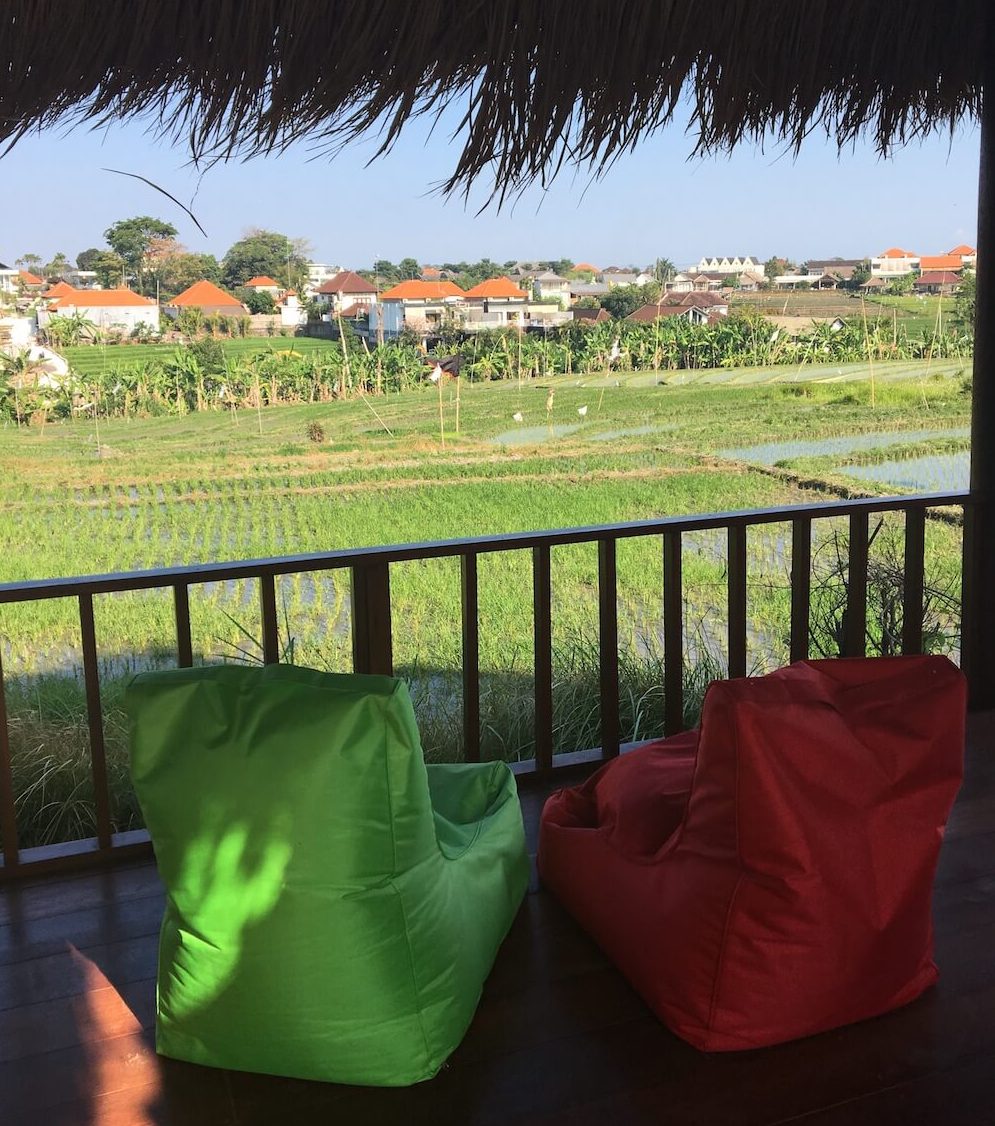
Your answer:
[126,664,528,1086]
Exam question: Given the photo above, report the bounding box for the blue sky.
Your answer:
[0,106,980,271]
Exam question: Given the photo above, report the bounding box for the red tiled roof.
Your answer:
[317,270,376,295]
[45,281,77,298]
[168,280,243,307]
[879,247,918,258]
[626,304,688,322]
[948,244,977,257]
[915,271,962,285]
[420,266,442,279]
[245,275,280,287]
[663,290,727,307]
[338,302,368,318]
[463,276,529,299]
[52,288,156,308]
[919,255,962,272]
[379,280,465,300]
[573,262,599,273]
[19,270,43,285]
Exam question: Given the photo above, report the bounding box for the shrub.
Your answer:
[305,420,325,443]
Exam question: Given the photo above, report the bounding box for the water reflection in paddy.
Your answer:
[719,427,968,465]
[839,452,969,493]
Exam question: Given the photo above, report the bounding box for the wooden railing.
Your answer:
[0,491,969,880]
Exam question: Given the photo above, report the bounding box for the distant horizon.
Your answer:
[0,103,980,272]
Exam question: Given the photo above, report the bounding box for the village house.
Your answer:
[948,243,977,268]
[871,247,920,277]
[662,290,730,315]
[918,254,965,276]
[804,258,864,282]
[18,270,44,292]
[568,281,609,301]
[164,280,246,320]
[63,267,99,289]
[315,270,378,317]
[244,275,282,296]
[532,270,571,301]
[0,262,19,295]
[277,291,307,328]
[571,306,611,324]
[369,279,467,337]
[627,303,713,326]
[461,276,530,327]
[914,270,963,295]
[737,269,767,290]
[38,288,160,335]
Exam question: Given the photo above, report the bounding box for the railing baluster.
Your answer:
[727,524,748,679]
[902,508,927,655]
[460,553,481,763]
[79,594,113,851]
[174,583,193,667]
[598,539,620,759]
[663,530,684,735]
[350,563,393,675]
[790,517,812,662]
[260,574,279,665]
[846,512,869,657]
[0,649,19,869]
[0,490,971,882]
[533,545,554,772]
[962,501,977,687]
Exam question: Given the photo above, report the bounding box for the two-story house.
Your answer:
[315,271,378,317]
[461,277,530,327]
[870,248,920,277]
[369,280,466,337]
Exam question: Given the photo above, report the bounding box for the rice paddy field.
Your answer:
[0,358,971,845]
[60,335,340,376]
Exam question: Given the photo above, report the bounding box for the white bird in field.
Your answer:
[577,405,588,416]
[545,388,555,413]
[512,411,524,422]
[430,363,443,383]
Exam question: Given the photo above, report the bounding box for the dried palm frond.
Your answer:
[1,1,985,204]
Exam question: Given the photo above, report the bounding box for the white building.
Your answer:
[870,248,920,277]
[307,263,345,292]
[0,262,19,296]
[694,256,760,275]
[39,289,160,335]
[369,280,466,337]
[315,271,378,316]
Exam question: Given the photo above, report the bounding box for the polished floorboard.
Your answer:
[2,713,995,1125]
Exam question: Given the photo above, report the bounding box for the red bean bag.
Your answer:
[538,656,965,1050]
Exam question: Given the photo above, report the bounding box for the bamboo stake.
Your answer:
[860,295,875,408]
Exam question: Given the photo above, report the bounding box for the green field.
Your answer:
[61,335,340,376]
[732,290,955,339]
[0,360,970,844]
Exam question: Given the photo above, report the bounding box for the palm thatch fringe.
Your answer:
[1,1,986,202]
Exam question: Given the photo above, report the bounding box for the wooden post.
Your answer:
[351,563,393,676]
[965,74,995,708]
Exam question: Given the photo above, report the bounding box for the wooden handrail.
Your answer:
[0,490,971,881]
[0,491,968,604]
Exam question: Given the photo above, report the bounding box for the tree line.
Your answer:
[1,312,973,427]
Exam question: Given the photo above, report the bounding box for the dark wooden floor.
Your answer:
[3,715,995,1126]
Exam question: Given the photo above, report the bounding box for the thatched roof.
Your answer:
[2,3,985,201]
